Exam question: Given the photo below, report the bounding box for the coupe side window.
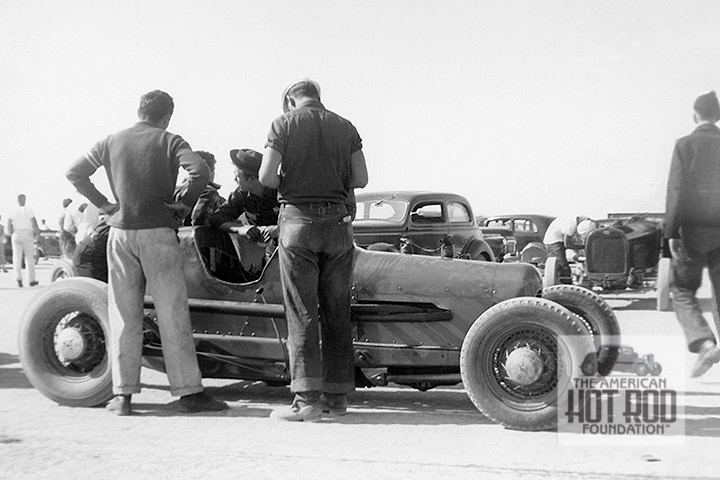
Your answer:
[410,203,444,223]
[448,202,471,223]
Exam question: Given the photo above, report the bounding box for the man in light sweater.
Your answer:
[66,90,227,416]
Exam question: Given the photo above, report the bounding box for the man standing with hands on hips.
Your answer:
[66,90,228,415]
[260,79,369,421]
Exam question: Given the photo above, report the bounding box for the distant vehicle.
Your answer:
[2,230,60,265]
[36,230,61,260]
[481,215,556,263]
[353,191,495,261]
[545,214,663,290]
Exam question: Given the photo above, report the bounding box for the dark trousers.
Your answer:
[278,203,356,396]
[545,242,572,279]
[672,226,720,353]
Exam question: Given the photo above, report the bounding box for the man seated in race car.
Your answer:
[208,148,280,277]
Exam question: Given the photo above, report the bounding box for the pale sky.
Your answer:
[2,1,720,226]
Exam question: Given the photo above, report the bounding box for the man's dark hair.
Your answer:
[137,90,175,123]
[196,151,217,171]
[287,81,320,100]
[17,194,26,205]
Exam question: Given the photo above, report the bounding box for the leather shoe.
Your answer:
[178,392,228,413]
[270,401,324,422]
[106,395,132,416]
[690,343,720,378]
[29,281,38,287]
[16,280,22,288]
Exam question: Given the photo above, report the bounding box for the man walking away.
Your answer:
[665,91,720,378]
[66,89,228,415]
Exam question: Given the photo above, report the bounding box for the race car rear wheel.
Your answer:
[18,278,113,407]
[542,285,621,376]
[50,259,78,282]
[460,297,594,431]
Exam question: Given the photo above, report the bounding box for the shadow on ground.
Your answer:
[0,353,32,389]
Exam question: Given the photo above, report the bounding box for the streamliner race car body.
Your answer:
[18,226,620,431]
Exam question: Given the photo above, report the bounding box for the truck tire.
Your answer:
[460,297,594,431]
[17,278,113,407]
[542,285,621,376]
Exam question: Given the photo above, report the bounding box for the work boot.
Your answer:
[106,395,132,416]
[322,393,348,416]
[178,392,228,413]
[270,392,324,422]
[690,341,720,378]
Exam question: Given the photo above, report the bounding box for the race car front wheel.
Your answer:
[460,297,594,431]
[18,278,113,407]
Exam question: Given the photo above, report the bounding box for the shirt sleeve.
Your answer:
[664,141,684,239]
[208,189,246,228]
[265,117,287,157]
[65,141,112,209]
[175,136,209,208]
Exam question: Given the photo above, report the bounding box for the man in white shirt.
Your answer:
[7,194,39,287]
[543,215,596,282]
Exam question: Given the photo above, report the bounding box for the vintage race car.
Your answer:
[19,226,620,431]
[353,191,495,261]
[543,214,669,305]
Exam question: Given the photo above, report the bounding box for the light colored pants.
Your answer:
[107,227,203,396]
[11,231,35,283]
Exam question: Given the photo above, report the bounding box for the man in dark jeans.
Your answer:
[666,91,720,378]
[260,79,368,421]
[66,90,228,415]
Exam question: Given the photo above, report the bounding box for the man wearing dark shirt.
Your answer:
[260,79,368,422]
[66,90,228,415]
[665,91,720,378]
[209,148,279,242]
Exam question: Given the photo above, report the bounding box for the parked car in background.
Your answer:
[19,225,621,431]
[481,214,556,263]
[36,230,61,260]
[353,191,496,261]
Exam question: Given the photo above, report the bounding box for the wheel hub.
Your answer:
[504,346,544,385]
[56,327,86,361]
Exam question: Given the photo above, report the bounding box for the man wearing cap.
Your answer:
[665,91,720,378]
[260,79,369,422]
[543,215,596,283]
[208,148,279,243]
[66,89,228,415]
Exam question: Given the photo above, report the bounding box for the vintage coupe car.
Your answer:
[353,191,496,261]
[481,215,556,263]
[18,226,621,431]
